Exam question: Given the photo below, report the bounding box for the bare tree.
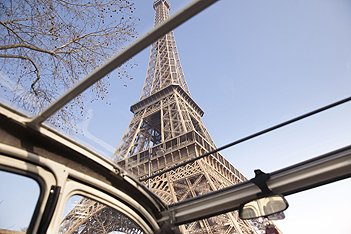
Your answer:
[0,0,137,130]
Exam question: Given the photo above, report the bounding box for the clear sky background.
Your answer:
[1,0,351,233]
[78,0,351,233]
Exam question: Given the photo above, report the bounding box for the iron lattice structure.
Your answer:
[60,198,144,234]
[61,1,258,233]
[114,1,257,233]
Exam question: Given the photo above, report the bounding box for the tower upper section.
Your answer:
[139,0,190,100]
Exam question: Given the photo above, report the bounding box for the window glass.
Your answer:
[0,170,40,233]
[59,195,144,234]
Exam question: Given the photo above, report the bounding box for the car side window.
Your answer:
[0,170,40,233]
[59,195,144,234]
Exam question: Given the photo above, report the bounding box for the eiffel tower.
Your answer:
[113,1,257,233]
[60,1,258,233]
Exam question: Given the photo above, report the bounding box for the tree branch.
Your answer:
[57,0,97,7]
[0,53,41,95]
[0,20,26,42]
[0,43,56,56]
[53,29,110,53]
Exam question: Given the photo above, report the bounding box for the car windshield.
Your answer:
[1,1,351,233]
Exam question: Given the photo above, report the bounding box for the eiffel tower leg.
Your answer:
[146,159,255,234]
[60,198,146,234]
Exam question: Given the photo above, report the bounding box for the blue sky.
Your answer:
[80,1,351,233]
[1,0,351,233]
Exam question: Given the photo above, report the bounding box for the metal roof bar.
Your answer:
[159,144,351,225]
[29,0,218,127]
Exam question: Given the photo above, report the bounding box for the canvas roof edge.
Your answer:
[0,103,118,172]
